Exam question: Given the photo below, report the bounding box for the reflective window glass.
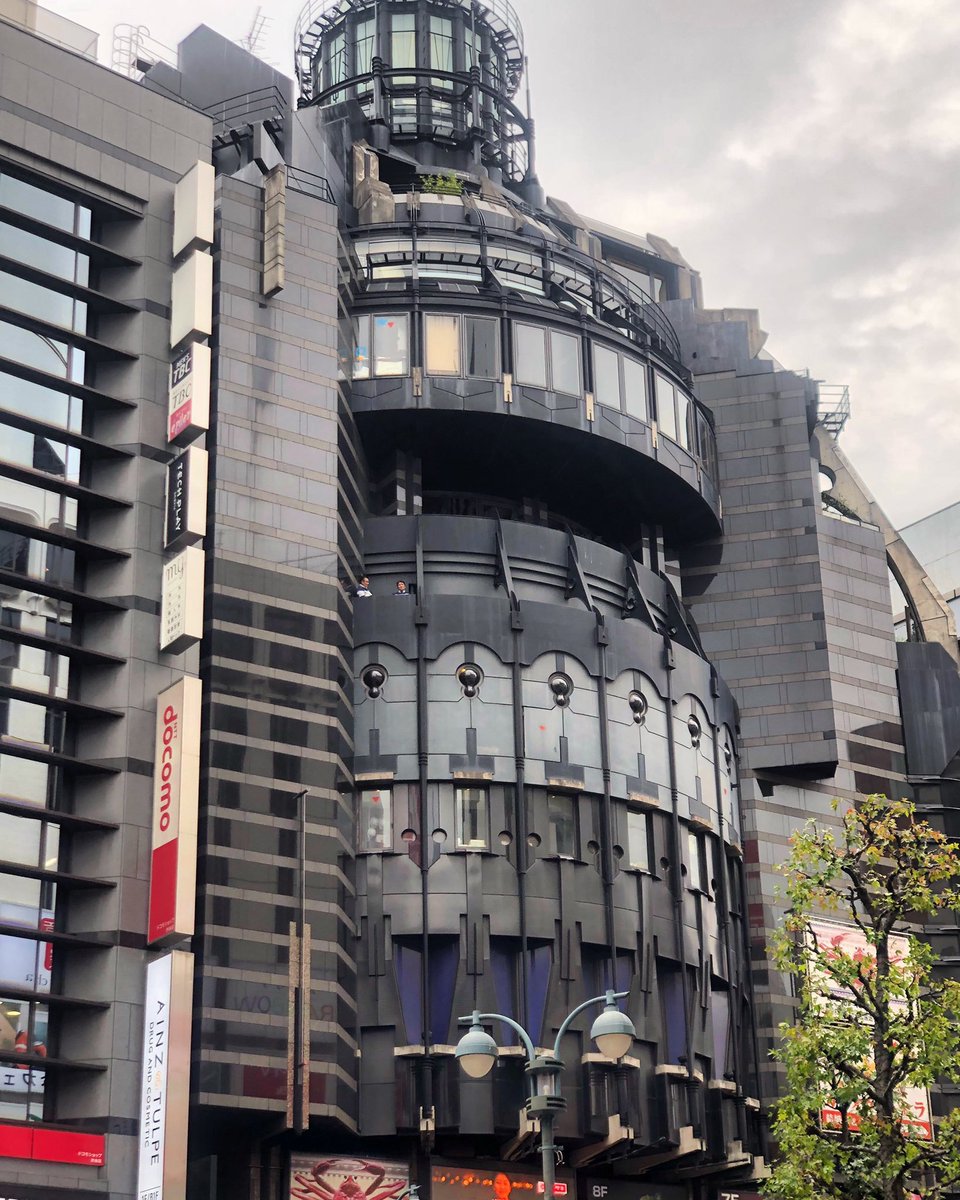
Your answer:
[0,321,84,381]
[0,273,85,332]
[464,317,499,379]
[391,12,416,73]
[549,330,580,395]
[687,829,705,891]
[0,223,88,285]
[547,792,576,857]
[593,345,620,409]
[430,16,453,72]
[514,323,547,388]
[0,173,81,234]
[656,374,677,441]
[623,357,648,422]
[456,786,488,849]
[676,387,690,449]
[355,18,375,75]
[424,313,460,375]
[325,31,347,87]
[627,810,649,870]
[372,313,409,376]
[353,314,370,379]
[359,787,391,851]
[0,375,83,432]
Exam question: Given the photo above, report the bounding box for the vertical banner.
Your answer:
[159,545,205,655]
[168,343,211,446]
[164,446,208,550]
[137,950,194,1200]
[148,677,201,946]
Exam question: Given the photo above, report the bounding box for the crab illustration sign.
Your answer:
[809,917,933,1141]
[289,1157,409,1200]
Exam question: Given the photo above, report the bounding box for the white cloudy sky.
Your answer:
[61,0,960,527]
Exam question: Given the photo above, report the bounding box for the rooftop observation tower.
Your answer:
[294,0,535,190]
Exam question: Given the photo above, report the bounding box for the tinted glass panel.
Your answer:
[550,330,580,395]
[656,374,677,441]
[627,810,649,870]
[547,793,576,857]
[359,788,391,850]
[0,174,81,234]
[623,357,648,422]
[593,345,620,409]
[514,323,547,388]
[456,786,488,849]
[424,313,460,375]
[372,314,408,376]
[676,387,690,449]
[464,317,499,379]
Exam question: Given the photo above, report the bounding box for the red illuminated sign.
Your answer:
[431,1163,575,1200]
[536,1185,567,1195]
[0,1125,105,1167]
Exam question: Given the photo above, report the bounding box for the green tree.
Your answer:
[767,794,960,1200]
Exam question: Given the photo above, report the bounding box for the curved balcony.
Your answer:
[295,0,525,102]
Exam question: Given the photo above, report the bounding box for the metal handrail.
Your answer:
[204,84,288,136]
[351,219,683,363]
[286,166,335,205]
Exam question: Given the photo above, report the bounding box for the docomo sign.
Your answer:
[148,677,201,946]
[809,917,933,1142]
[136,950,193,1200]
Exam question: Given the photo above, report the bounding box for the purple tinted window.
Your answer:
[394,941,422,1043]
[428,937,459,1044]
[526,944,552,1044]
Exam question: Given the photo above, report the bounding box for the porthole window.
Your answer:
[456,663,483,697]
[688,715,702,748]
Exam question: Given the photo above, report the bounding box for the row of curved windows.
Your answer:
[350,309,716,462]
[356,783,738,893]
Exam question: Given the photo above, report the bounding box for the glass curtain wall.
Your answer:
[0,165,92,1123]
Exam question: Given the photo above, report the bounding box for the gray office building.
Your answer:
[1,3,958,1200]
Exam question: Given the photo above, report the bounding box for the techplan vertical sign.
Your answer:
[136,950,193,1200]
[164,446,208,550]
[148,677,201,946]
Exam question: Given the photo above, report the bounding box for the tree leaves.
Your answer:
[767,794,960,1200]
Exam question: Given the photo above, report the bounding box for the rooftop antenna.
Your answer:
[240,6,269,56]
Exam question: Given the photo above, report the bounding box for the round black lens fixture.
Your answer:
[628,690,648,725]
[457,663,483,698]
[548,671,573,707]
[361,664,387,698]
[688,715,702,747]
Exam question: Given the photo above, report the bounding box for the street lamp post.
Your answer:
[455,991,636,1198]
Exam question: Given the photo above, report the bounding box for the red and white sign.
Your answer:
[136,951,193,1200]
[0,1124,105,1167]
[290,1157,408,1200]
[167,342,210,446]
[809,918,933,1142]
[148,677,201,946]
